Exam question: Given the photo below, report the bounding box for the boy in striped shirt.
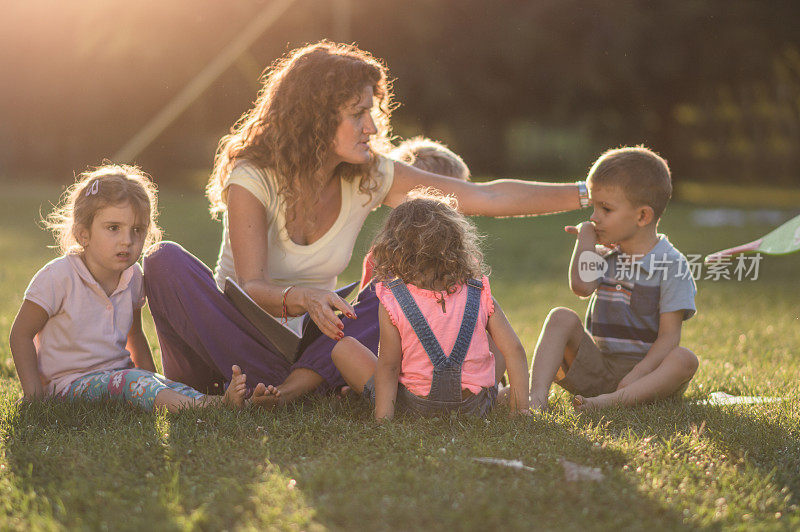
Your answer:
[529,146,698,412]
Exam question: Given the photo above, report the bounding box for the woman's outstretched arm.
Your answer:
[384,161,584,216]
[227,185,355,340]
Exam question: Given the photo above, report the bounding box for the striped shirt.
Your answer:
[586,235,696,359]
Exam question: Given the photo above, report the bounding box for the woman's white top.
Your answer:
[214,156,395,335]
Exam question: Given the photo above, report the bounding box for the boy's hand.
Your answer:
[567,221,601,297]
[21,386,45,402]
[565,221,597,241]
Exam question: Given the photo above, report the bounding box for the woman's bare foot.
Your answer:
[223,365,248,408]
[249,382,282,409]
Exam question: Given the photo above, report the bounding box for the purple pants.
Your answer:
[142,242,380,396]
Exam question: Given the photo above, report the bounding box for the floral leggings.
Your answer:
[64,368,206,411]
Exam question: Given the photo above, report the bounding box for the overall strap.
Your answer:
[446,278,483,366]
[386,278,483,369]
[387,279,448,368]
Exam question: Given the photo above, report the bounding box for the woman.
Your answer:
[143,41,588,407]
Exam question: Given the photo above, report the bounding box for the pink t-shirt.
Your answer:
[375,275,495,397]
[23,255,145,396]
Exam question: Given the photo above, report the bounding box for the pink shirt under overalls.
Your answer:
[375,275,495,397]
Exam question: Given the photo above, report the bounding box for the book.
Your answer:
[224,277,359,363]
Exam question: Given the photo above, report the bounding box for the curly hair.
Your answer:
[44,163,162,255]
[371,187,487,293]
[207,41,395,226]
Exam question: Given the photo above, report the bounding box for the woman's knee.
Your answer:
[142,241,186,278]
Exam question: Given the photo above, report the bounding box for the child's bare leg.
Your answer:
[575,347,698,411]
[249,369,317,409]
[331,336,378,394]
[154,365,248,412]
[277,368,324,403]
[152,389,234,412]
[153,388,210,412]
[529,308,585,412]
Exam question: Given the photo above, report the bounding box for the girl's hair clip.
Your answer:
[85,180,100,196]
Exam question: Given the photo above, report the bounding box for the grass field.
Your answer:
[0,182,798,530]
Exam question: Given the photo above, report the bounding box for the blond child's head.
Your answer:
[390,137,470,181]
[587,146,672,222]
[371,187,486,293]
[45,163,162,255]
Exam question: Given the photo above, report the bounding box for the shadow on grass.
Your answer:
[0,399,320,530]
[3,392,796,530]
[1,399,181,529]
[696,404,800,502]
[160,405,320,529]
[259,397,690,531]
[569,396,800,526]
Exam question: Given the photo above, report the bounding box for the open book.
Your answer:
[224,277,359,363]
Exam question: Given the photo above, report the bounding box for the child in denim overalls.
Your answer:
[332,188,531,420]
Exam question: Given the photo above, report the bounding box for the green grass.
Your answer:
[676,181,800,209]
[0,181,798,530]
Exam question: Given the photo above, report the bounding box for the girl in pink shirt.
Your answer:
[333,188,531,420]
[9,164,261,411]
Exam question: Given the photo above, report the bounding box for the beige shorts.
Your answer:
[555,335,641,397]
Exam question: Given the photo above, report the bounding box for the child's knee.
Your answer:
[545,307,581,331]
[672,347,698,378]
[332,336,358,362]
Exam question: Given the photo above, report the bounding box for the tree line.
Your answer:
[2,0,798,186]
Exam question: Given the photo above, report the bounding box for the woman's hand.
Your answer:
[298,287,357,340]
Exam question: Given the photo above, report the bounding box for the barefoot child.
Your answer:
[9,164,252,411]
[529,146,698,412]
[334,188,530,420]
